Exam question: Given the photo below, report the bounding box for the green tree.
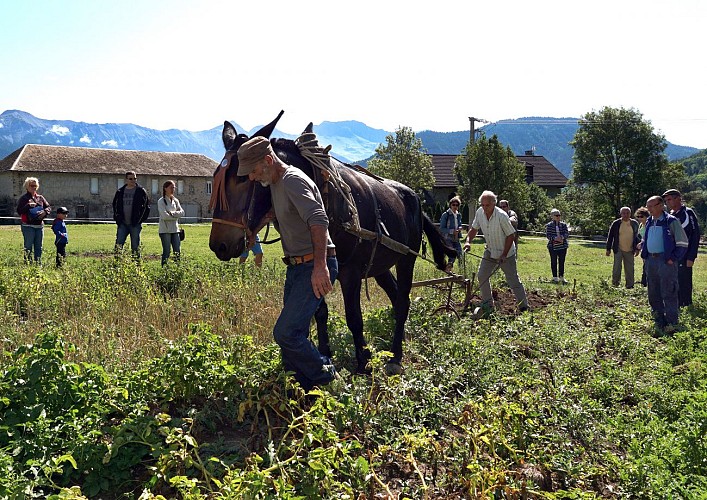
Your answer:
[454,134,530,218]
[571,106,669,214]
[367,126,435,196]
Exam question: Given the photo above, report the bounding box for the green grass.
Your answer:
[0,224,705,498]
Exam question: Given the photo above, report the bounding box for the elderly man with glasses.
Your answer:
[641,195,689,333]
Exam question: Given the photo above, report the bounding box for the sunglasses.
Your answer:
[450,203,459,206]
[126,177,136,180]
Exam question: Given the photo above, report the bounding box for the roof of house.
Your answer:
[0,144,218,177]
[516,154,568,188]
[430,153,568,189]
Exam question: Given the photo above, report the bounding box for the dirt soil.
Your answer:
[471,288,559,315]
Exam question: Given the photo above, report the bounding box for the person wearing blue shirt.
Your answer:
[51,207,69,268]
[641,195,689,333]
[663,189,701,307]
[439,197,463,272]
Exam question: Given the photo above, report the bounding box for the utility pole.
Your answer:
[468,116,489,143]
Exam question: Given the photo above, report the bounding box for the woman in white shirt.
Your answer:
[158,180,185,266]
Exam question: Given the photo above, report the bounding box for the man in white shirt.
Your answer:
[463,190,529,312]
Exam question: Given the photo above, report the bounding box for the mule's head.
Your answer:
[208,111,283,261]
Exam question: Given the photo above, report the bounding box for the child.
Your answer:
[52,207,69,267]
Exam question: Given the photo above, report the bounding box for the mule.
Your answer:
[209,112,455,374]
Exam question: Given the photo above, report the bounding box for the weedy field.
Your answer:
[0,224,705,499]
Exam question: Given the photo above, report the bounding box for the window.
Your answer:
[151,179,159,195]
[177,180,184,195]
[206,180,212,195]
[90,177,99,194]
[117,178,124,190]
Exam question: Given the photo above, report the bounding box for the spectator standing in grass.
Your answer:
[635,206,650,286]
[439,196,463,272]
[642,195,688,333]
[498,199,519,246]
[239,233,264,267]
[545,208,569,284]
[605,207,640,289]
[157,180,185,266]
[16,176,51,264]
[112,171,151,259]
[463,190,529,312]
[51,207,69,268]
[662,189,701,307]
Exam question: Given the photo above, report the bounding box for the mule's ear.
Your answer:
[253,110,284,138]
[304,122,314,134]
[222,121,238,150]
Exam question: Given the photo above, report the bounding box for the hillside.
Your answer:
[0,110,700,178]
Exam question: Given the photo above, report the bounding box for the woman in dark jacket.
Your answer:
[439,196,463,272]
[16,176,51,263]
[545,208,569,284]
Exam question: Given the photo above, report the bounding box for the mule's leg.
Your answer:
[338,270,371,374]
[313,299,332,358]
[386,255,417,375]
[374,270,398,304]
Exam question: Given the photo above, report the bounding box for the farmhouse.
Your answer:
[429,150,568,203]
[0,144,218,221]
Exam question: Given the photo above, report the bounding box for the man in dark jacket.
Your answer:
[605,206,640,288]
[663,189,701,307]
[112,171,151,258]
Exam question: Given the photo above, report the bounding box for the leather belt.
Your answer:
[649,252,664,258]
[282,248,336,266]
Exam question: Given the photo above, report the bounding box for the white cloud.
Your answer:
[46,124,70,136]
[79,135,91,144]
[0,122,4,128]
[101,139,118,147]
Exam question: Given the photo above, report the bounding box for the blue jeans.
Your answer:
[21,225,44,263]
[444,234,462,265]
[645,256,679,326]
[115,224,142,256]
[159,232,181,265]
[274,256,338,390]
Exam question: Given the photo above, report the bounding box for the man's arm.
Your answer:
[310,224,333,299]
[463,227,479,251]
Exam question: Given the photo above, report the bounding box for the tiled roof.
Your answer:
[0,144,218,177]
[430,154,460,188]
[430,153,567,189]
[516,155,568,187]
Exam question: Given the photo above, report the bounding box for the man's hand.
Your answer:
[463,242,470,252]
[498,254,507,264]
[606,250,611,257]
[311,265,332,299]
[687,260,694,268]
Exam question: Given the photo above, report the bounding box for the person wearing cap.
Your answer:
[439,196,463,272]
[16,177,51,264]
[605,207,641,288]
[545,208,569,284]
[641,195,689,333]
[236,136,339,391]
[52,207,69,268]
[463,190,529,312]
[662,189,701,307]
[112,171,151,259]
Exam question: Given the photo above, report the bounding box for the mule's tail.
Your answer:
[422,213,458,270]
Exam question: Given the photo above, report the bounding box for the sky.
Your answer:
[1,0,706,148]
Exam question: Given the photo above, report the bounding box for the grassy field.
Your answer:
[0,223,705,498]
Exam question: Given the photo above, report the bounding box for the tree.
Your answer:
[571,107,669,214]
[454,134,530,219]
[367,126,435,196]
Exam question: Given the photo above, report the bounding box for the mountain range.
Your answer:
[0,110,701,178]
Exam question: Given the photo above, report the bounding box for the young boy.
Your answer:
[52,207,69,267]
